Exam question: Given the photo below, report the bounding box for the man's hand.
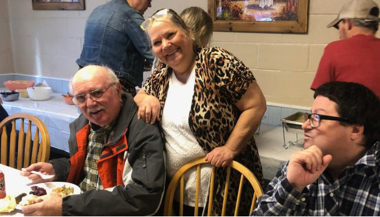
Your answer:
[205,146,238,167]
[20,162,55,183]
[287,145,332,192]
[22,192,62,216]
[137,95,160,124]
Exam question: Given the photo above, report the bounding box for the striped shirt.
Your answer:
[252,141,380,216]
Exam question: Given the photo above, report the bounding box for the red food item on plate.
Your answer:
[30,186,47,196]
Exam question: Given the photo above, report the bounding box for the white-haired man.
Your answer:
[21,65,165,215]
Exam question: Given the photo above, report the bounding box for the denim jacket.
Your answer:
[76,0,154,87]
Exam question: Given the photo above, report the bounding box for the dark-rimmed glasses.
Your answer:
[72,83,115,105]
[303,113,350,128]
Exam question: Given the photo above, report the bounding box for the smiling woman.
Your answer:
[135,8,267,216]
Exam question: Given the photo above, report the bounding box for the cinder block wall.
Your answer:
[2,0,380,107]
[0,0,14,74]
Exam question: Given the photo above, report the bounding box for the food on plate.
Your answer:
[52,185,74,197]
[19,186,47,207]
[30,186,47,196]
[0,195,16,212]
[19,194,38,206]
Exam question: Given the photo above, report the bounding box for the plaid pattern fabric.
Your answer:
[79,122,115,192]
[253,141,380,216]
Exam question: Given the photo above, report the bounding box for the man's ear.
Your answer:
[116,82,122,100]
[350,124,364,141]
[344,18,353,30]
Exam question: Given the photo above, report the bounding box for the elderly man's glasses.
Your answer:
[303,113,350,128]
[73,83,115,105]
[140,9,172,30]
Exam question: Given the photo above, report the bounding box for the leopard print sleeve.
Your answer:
[142,61,166,98]
[206,47,256,104]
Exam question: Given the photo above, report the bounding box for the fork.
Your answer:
[21,168,55,179]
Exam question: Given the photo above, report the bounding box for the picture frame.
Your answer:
[208,0,309,33]
[32,0,85,11]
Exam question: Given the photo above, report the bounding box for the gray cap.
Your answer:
[327,0,380,29]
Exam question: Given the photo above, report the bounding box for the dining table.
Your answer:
[0,164,30,216]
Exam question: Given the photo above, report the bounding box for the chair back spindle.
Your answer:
[164,157,263,216]
[0,113,50,169]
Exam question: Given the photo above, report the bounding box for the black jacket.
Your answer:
[50,93,166,215]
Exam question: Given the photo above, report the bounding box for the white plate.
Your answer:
[28,182,81,195]
[5,182,81,213]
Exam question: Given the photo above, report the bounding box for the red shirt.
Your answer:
[311,34,380,98]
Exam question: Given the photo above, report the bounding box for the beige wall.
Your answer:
[0,0,14,74]
[3,0,380,107]
[5,0,107,79]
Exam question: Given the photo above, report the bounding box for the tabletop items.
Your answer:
[0,91,19,102]
[62,93,74,105]
[2,80,75,105]
[27,87,52,101]
[281,112,305,149]
[3,80,35,91]
[17,89,29,98]
[0,170,5,199]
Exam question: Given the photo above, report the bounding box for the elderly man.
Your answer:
[21,65,165,216]
[311,0,380,98]
[76,0,155,95]
[253,81,380,215]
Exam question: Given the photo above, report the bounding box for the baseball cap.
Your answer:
[327,0,380,29]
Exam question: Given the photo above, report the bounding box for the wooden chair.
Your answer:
[164,156,263,216]
[0,113,50,169]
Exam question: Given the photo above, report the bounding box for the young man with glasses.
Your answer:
[253,81,380,216]
[21,65,165,216]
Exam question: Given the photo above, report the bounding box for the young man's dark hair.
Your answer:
[314,81,380,148]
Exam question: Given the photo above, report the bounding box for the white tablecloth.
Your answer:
[254,124,303,180]
[0,164,29,216]
[1,92,80,153]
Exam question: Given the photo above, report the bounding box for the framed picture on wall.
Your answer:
[208,0,309,33]
[32,0,85,10]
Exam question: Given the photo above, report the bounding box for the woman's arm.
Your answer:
[134,88,161,124]
[205,81,266,167]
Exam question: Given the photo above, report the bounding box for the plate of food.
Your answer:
[33,182,81,196]
[0,182,81,213]
[17,182,81,208]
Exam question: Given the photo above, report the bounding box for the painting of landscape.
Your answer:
[215,0,299,22]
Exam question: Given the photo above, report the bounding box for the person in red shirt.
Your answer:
[311,0,380,98]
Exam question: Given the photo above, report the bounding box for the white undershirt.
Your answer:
[162,67,211,207]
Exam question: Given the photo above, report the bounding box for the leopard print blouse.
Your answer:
[144,46,263,215]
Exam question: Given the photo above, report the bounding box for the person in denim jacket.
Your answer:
[76,0,154,96]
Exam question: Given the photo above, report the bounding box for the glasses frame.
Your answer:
[140,9,171,31]
[72,83,116,105]
[304,113,351,128]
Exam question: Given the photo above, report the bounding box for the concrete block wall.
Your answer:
[0,0,14,74]
[5,0,103,79]
[2,0,380,108]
